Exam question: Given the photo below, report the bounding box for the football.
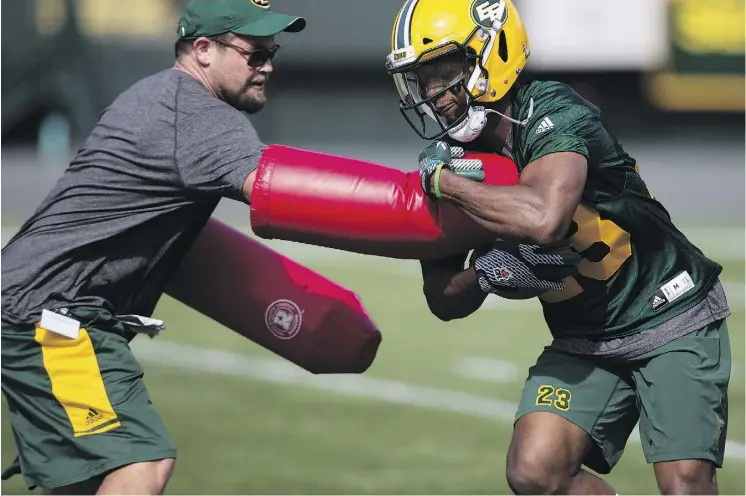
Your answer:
[468,237,574,301]
[468,247,547,300]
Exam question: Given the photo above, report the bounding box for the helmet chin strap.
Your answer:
[447,99,534,143]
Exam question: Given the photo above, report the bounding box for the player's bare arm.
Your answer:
[436,151,588,244]
[420,254,486,321]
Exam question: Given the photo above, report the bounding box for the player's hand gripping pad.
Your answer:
[165,218,382,374]
[250,145,519,260]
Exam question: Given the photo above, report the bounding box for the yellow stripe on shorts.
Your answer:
[34,327,121,438]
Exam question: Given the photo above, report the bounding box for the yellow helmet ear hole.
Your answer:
[498,31,508,62]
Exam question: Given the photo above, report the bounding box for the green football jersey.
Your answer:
[472,80,722,339]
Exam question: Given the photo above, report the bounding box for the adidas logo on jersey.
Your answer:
[651,293,668,311]
[535,117,554,135]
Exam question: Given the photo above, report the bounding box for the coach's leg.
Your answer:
[42,459,174,495]
[96,459,176,495]
[2,313,177,494]
[41,475,105,495]
[633,319,730,495]
[507,347,639,495]
[507,412,614,494]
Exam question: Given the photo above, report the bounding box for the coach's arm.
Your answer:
[435,152,587,245]
[242,170,257,202]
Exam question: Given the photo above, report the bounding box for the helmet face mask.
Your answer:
[389,37,487,140]
[386,0,530,141]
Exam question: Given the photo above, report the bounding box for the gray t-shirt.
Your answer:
[1,69,264,325]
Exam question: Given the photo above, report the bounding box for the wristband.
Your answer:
[432,163,444,199]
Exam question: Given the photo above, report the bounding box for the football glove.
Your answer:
[470,238,581,294]
[418,141,485,198]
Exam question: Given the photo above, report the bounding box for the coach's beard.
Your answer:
[223,78,267,114]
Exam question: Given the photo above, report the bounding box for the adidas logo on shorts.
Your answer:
[85,408,103,425]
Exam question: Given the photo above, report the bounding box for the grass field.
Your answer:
[1,226,744,494]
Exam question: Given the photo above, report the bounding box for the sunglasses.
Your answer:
[214,40,281,68]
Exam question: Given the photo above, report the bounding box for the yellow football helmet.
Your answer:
[385,0,530,141]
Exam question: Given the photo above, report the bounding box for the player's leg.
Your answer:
[507,347,639,495]
[1,313,177,494]
[507,413,615,495]
[633,319,730,495]
[653,460,719,496]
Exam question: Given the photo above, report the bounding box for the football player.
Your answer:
[386,1,731,494]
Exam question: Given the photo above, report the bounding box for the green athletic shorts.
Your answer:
[1,308,176,490]
[515,319,730,474]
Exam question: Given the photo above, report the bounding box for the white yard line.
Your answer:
[456,355,743,385]
[131,339,745,461]
[454,356,521,383]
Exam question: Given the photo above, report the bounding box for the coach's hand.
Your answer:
[470,238,580,294]
[418,141,485,199]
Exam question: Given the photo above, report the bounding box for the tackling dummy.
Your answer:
[167,145,518,375]
[250,144,519,259]
[166,219,382,375]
